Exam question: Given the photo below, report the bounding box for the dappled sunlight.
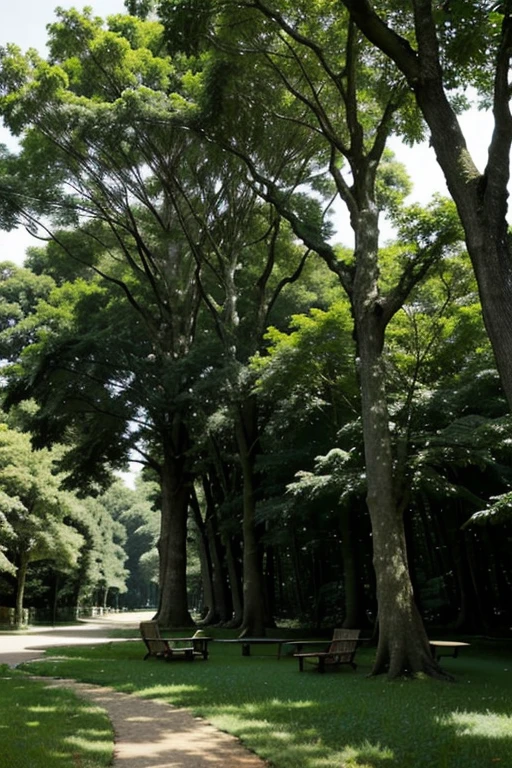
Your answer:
[317,740,395,768]
[439,709,512,739]
[64,734,113,753]
[205,697,395,768]
[138,683,202,697]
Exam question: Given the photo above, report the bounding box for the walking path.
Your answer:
[0,612,267,768]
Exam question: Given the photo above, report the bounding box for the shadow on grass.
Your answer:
[19,641,512,768]
[0,666,113,768]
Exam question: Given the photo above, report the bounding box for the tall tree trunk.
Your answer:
[203,473,231,623]
[156,438,194,628]
[340,507,365,628]
[236,396,266,637]
[190,490,215,624]
[223,533,243,626]
[352,207,448,679]
[15,553,29,628]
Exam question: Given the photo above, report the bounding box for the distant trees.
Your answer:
[0,421,129,625]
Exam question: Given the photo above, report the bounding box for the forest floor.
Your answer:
[0,611,268,768]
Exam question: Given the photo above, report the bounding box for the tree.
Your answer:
[0,9,220,627]
[341,0,512,411]
[165,0,464,676]
[0,423,84,626]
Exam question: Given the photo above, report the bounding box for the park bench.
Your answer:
[139,620,210,661]
[294,628,360,672]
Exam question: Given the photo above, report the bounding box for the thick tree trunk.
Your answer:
[156,440,194,628]
[236,397,266,637]
[353,207,449,679]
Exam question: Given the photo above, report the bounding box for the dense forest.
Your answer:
[0,1,511,680]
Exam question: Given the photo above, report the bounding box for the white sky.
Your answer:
[0,1,495,262]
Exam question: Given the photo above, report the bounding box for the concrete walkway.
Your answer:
[0,612,268,768]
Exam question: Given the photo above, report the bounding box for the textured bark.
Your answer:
[236,397,266,637]
[352,206,449,678]
[156,438,194,628]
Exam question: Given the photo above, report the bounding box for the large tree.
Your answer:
[0,10,221,627]
[341,0,512,409]
[161,0,465,676]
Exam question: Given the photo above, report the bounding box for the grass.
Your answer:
[13,632,512,768]
[0,665,113,768]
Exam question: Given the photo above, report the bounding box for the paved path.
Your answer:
[0,612,267,768]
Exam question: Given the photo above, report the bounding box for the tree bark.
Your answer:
[156,434,194,628]
[190,490,216,624]
[223,533,243,626]
[352,205,449,678]
[15,553,29,628]
[203,473,232,623]
[236,396,266,637]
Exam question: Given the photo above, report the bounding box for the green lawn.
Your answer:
[15,634,512,768]
[0,665,113,768]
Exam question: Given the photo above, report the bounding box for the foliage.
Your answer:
[0,424,84,574]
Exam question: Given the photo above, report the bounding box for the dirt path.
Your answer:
[0,612,268,768]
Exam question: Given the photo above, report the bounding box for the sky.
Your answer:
[0,0,495,262]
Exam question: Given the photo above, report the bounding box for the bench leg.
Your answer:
[242,643,251,656]
[318,657,325,673]
[298,657,304,672]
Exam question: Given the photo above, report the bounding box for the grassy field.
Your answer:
[12,632,512,768]
[0,665,113,768]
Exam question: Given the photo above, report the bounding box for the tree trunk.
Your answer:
[352,207,449,679]
[236,396,266,637]
[156,439,194,628]
[190,490,215,624]
[15,554,29,628]
[203,473,232,623]
[223,533,243,626]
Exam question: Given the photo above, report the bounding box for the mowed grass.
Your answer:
[17,634,512,768]
[0,665,113,768]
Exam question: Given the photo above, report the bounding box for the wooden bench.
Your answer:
[140,621,208,661]
[294,628,360,673]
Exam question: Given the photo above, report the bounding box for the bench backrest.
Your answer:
[327,628,360,662]
[140,620,169,655]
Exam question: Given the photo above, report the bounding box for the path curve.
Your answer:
[0,612,268,768]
